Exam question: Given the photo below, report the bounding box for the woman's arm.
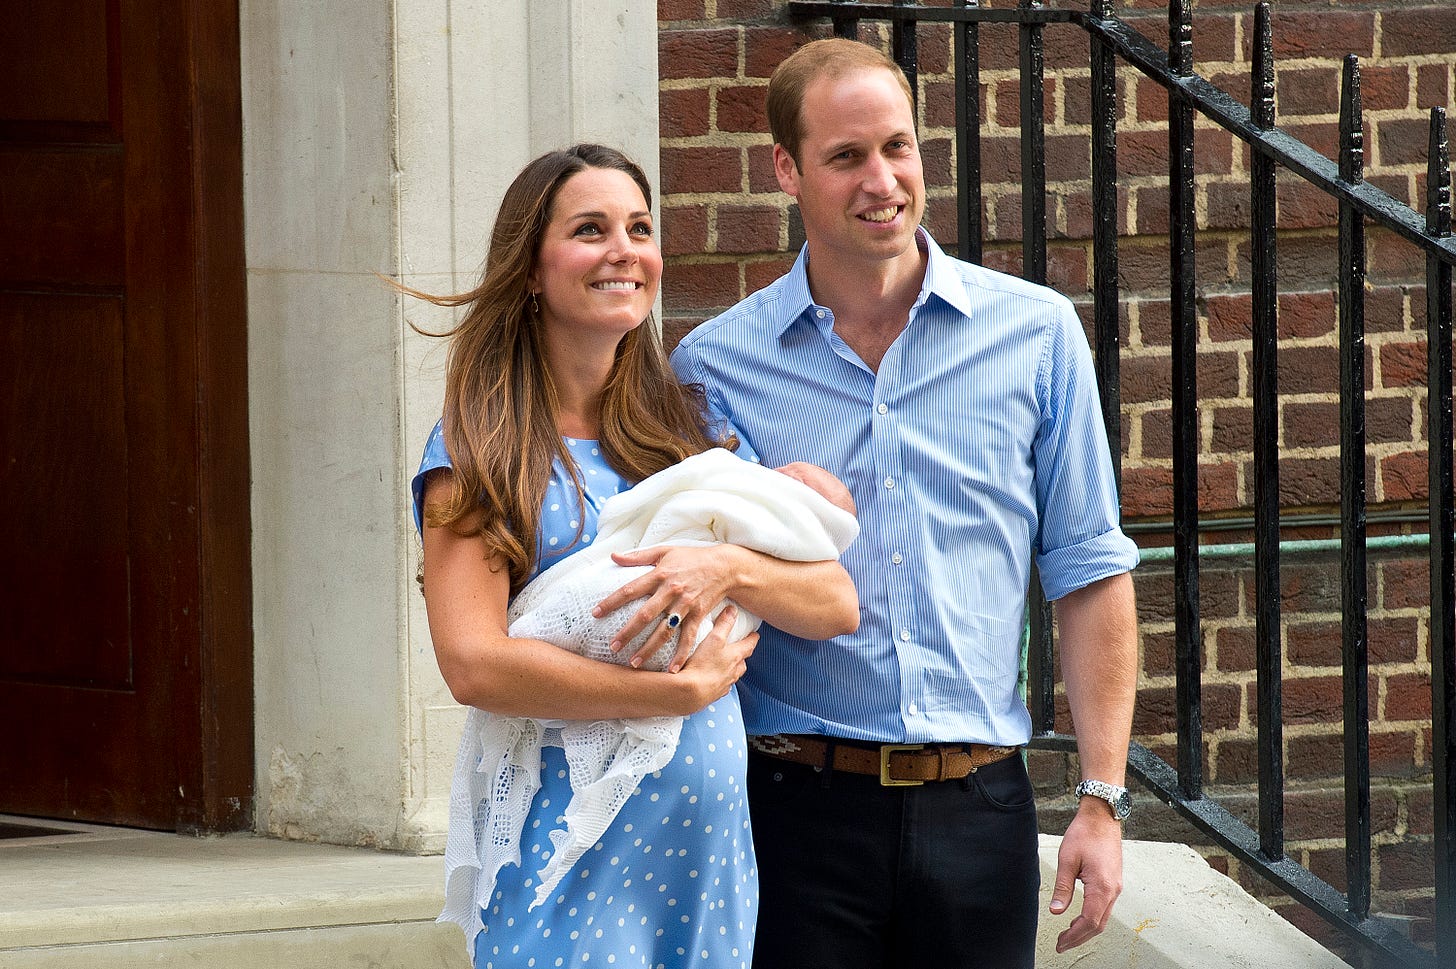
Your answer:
[595,543,859,671]
[422,472,756,719]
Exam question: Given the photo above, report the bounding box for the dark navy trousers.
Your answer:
[747,748,1041,969]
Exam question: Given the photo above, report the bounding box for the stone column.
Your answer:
[241,0,659,851]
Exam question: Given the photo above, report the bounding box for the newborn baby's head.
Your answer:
[774,462,857,517]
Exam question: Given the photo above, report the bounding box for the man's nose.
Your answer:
[861,153,896,196]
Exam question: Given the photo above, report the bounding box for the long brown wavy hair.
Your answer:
[405,144,732,595]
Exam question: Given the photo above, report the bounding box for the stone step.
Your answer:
[0,818,468,969]
[0,817,1349,968]
[1037,836,1352,968]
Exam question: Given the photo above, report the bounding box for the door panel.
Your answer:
[0,0,251,831]
[0,149,124,286]
[0,1,112,126]
[0,293,131,688]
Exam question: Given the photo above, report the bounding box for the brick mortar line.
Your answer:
[1117,441,1436,470]
[661,191,781,201]
[659,77,770,91]
[660,134,771,147]
[1130,720,1429,740]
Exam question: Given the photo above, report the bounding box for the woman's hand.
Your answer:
[593,544,739,671]
[595,542,860,670]
[423,472,738,720]
[676,605,758,706]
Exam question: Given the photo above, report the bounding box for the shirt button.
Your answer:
[815,309,825,319]
[877,403,888,415]
[900,629,911,642]
[891,553,903,565]
[884,477,895,489]
[909,703,919,716]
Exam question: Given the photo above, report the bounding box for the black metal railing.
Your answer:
[785,2,1455,966]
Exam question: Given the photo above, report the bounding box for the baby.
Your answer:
[447,449,859,912]
[511,455,856,671]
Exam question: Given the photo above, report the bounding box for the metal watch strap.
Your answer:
[1075,779,1132,821]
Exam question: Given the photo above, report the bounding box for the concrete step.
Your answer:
[0,818,468,969]
[0,816,1348,968]
[1036,836,1352,968]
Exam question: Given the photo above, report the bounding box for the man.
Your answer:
[670,38,1139,968]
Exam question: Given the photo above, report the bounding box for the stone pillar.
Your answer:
[241,0,659,851]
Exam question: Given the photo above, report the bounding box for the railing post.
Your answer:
[955,0,983,265]
[1337,53,1373,923]
[1020,0,1054,736]
[1168,0,1203,801]
[892,0,918,110]
[1089,0,1121,480]
[832,0,859,40]
[1019,0,1048,284]
[1427,104,1456,969]
[1249,1,1284,864]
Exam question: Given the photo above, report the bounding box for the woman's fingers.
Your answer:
[663,603,702,674]
[610,589,675,655]
[630,600,689,669]
[600,546,736,664]
[593,547,669,622]
[674,607,755,702]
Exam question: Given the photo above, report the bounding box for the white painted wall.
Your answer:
[241,0,660,850]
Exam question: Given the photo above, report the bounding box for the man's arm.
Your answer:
[1047,570,1138,953]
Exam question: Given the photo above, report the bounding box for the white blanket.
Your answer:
[439,449,858,942]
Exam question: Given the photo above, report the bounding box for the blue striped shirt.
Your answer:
[670,231,1138,747]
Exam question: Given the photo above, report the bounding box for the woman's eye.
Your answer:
[573,223,601,237]
[631,222,654,237]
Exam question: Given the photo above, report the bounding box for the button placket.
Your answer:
[872,335,920,734]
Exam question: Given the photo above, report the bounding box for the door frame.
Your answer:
[168,0,252,833]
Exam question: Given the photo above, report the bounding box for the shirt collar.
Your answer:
[917,229,979,320]
[773,246,816,337]
[774,228,977,338]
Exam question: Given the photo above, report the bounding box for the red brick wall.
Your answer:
[658,1,1455,515]
[658,0,1455,956]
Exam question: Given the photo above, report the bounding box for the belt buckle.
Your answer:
[879,744,925,786]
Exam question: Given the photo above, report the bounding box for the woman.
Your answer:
[410,144,858,969]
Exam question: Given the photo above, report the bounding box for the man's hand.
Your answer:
[1048,798,1124,952]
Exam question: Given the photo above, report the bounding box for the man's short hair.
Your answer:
[767,38,916,166]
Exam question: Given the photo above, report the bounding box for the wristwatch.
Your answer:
[1075,779,1132,821]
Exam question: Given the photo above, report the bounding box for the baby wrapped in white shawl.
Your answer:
[441,448,859,924]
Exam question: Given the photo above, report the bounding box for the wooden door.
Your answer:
[0,0,251,831]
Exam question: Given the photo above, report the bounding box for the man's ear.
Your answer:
[773,143,800,198]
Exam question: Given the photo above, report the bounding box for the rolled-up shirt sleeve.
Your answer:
[1032,300,1139,601]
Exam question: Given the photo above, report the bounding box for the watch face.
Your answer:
[1113,790,1132,821]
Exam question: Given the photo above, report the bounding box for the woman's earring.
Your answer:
[530,291,540,317]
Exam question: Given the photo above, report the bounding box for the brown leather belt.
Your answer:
[748,733,1020,786]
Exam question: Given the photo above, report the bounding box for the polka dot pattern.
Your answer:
[412,427,760,967]
[474,698,756,969]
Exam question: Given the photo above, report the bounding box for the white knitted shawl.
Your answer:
[439,449,859,947]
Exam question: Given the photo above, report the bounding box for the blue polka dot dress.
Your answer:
[413,424,758,969]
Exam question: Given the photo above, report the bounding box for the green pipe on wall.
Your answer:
[1134,531,1433,564]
